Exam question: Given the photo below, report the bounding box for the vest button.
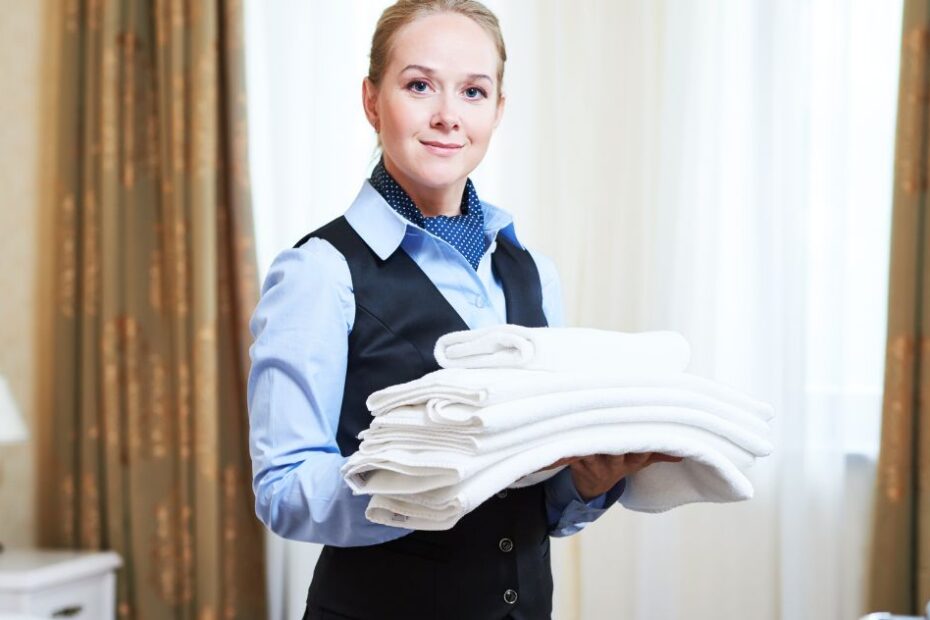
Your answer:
[496,490,508,499]
[498,537,514,553]
[503,589,518,605]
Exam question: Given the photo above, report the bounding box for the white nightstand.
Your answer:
[0,549,121,619]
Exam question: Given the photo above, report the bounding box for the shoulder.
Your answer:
[518,244,564,328]
[262,237,351,296]
[480,196,561,289]
[252,237,355,334]
[525,247,560,287]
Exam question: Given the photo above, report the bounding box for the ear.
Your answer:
[362,78,380,132]
[493,91,506,130]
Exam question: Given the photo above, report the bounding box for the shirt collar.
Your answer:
[369,158,489,269]
[344,180,524,260]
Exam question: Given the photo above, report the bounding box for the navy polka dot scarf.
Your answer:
[370,158,490,270]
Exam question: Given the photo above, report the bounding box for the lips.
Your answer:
[420,139,464,158]
[420,140,463,149]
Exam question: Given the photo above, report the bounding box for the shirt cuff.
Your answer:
[544,468,627,537]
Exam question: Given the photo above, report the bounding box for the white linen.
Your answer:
[433,325,691,373]
[349,331,775,531]
[368,386,771,436]
[367,368,775,422]
[362,424,756,530]
[357,404,773,459]
[344,415,763,495]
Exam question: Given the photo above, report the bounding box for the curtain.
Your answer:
[867,1,930,614]
[244,1,901,618]
[41,1,266,617]
[502,2,899,618]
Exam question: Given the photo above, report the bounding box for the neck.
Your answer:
[383,155,465,217]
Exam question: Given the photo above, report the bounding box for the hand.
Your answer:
[569,452,683,501]
[537,456,583,471]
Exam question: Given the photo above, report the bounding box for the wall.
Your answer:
[0,0,59,547]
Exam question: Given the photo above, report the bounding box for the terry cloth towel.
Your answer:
[362,424,757,530]
[433,325,691,373]
[356,403,773,458]
[344,409,768,495]
[367,369,775,423]
[367,386,772,437]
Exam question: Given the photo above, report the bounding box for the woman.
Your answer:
[248,2,675,618]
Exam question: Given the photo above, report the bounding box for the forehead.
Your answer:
[387,12,499,78]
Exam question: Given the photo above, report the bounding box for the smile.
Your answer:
[420,140,464,156]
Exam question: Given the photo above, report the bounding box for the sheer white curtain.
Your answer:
[244,1,902,618]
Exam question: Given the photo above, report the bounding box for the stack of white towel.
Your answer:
[342,325,774,531]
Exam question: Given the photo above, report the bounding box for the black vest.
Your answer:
[298,217,553,620]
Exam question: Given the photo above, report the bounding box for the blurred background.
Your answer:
[0,0,924,618]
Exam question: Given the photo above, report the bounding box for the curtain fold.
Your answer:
[868,0,930,613]
[41,0,265,617]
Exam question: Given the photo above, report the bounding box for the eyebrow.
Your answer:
[400,64,493,84]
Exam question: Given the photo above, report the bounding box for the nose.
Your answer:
[430,93,460,132]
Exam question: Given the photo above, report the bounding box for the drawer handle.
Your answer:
[52,605,84,617]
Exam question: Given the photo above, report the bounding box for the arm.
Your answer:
[247,240,412,547]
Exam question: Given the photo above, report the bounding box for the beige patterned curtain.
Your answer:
[867,0,930,614]
[40,1,266,617]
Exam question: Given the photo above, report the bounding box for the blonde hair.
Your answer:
[368,0,507,97]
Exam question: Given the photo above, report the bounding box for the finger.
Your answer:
[575,454,605,468]
[570,457,600,476]
[597,454,632,478]
[593,454,643,477]
[540,456,582,471]
[649,453,684,463]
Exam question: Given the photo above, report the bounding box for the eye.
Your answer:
[464,86,488,100]
[406,80,430,94]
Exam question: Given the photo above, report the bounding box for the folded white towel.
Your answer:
[368,386,771,437]
[350,327,776,530]
[358,404,773,460]
[433,325,691,374]
[367,368,774,423]
[362,424,756,530]
[344,416,761,495]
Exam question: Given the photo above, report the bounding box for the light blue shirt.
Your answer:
[247,180,625,547]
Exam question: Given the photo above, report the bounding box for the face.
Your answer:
[363,12,505,196]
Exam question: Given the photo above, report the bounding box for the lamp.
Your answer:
[0,375,28,445]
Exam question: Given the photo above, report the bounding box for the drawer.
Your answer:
[18,573,111,618]
[0,550,120,620]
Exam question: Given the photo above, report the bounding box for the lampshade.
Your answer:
[0,375,28,445]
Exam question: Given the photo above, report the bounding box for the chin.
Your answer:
[413,159,471,188]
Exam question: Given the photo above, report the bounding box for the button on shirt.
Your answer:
[247,180,626,548]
